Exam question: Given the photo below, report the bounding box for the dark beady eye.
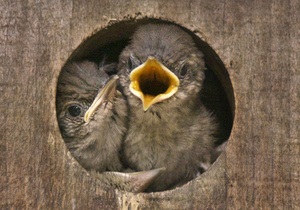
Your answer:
[179,64,188,76]
[128,57,133,70]
[67,105,82,117]
[127,54,140,70]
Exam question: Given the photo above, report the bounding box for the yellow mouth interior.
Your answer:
[129,57,179,111]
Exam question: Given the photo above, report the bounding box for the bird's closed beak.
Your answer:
[129,57,180,111]
[91,167,166,193]
[84,75,119,123]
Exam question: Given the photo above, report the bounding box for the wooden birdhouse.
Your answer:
[1,0,299,209]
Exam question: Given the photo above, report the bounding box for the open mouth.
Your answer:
[129,57,179,111]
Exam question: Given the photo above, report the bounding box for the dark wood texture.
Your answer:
[1,0,299,209]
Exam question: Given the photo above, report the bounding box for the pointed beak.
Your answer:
[84,75,119,123]
[129,57,179,111]
[122,167,165,192]
[92,167,166,193]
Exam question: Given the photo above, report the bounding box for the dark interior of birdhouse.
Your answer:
[57,18,235,193]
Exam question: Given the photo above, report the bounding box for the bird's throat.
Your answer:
[129,57,179,111]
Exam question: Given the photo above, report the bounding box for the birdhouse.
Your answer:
[1,1,299,209]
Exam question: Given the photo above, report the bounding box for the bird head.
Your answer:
[56,61,119,140]
[119,24,205,111]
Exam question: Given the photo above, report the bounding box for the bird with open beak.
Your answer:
[56,60,164,192]
[118,24,218,191]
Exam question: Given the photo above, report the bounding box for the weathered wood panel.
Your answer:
[1,0,299,209]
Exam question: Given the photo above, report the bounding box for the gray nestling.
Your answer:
[57,60,165,192]
[118,24,218,192]
[56,60,127,172]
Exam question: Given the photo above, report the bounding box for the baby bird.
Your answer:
[118,24,218,191]
[57,60,165,192]
[56,60,127,172]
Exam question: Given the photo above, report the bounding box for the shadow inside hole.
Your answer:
[58,18,234,192]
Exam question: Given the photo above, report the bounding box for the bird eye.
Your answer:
[128,57,133,70]
[127,54,140,70]
[67,105,82,117]
[179,64,188,76]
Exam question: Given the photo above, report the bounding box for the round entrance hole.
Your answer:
[56,18,234,193]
